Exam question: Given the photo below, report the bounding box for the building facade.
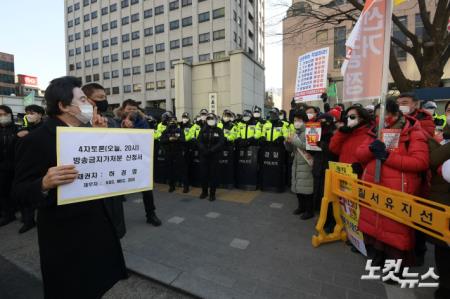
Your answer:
[282,0,450,111]
[0,52,15,96]
[16,74,40,97]
[65,0,265,111]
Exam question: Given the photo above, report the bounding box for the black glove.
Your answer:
[351,163,364,176]
[275,136,285,145]
[369,139,389,161]
[339,126,353,134]
[443,132,450,140]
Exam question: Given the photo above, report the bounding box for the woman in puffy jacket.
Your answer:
[356,99,429,266]
[329,105,372,176]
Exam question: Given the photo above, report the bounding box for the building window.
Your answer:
[75,32,81,40]
[145,64,154,73]
[92,58,99,66]
[111,37,118,45]
[84,14,90,22]
[86,75,92,82]
[85,60,91,67]
[67,5,73,13]
[122,33,130,42]
[182,0,192,7]
[171,79,175,88]
[123,68,131,76]
[145,45,154,54]
[122,16,129,25]
[102,23,109,31]
[69,49,75,56]
[213,7,225,19]
[146,82,155,90]
[155,43,165,52]
[69,64,75,71]
[74,17,80,25]
[112,86,120,94]
[213,29,225,40]
[105,88,111,95]
[91,11,97,19]
[199,32,210,43]
[91,26,98,35]
[213,51,226,60]
[112,70,119,78]
[170,39,180,49]
[144,27,153,36]
[76,47,82,55]
[334,26,347,68]
[110,3,117,12]
[248,30,254,40]
[170,20,179,30]
[69,35,74,42]
[184,56,193,64]
[110,20,118,29]
[415,13,430,42]
[92,42,99,50]
[84,29,90,37]
[316,29,328,42]
[199,53,210,62]
[182,16,192,27]
[76,62,82,69]
[132,30,140,40]
[131,0,139,5]
[233,10,237,21]
[182,36,193,47]
[123,50,130,59]
[111,53,119,61]
[132,66,141,75]
[198,12,210,23]
[68,20,73,28]
[156,80,166,89]
[156,62,165,71]
[155,24,164,34]
[133,84,142,92]
[169,0,179,10]
[170,59,179,68]
[85,45,91,52]
[83,0,89,7]
[93,73,100,81]
[132,48,140,57]
[74,2,80,10]
[155,5,164,15]
[124,85,132,93]
[144,9,153,18]
[121,0,129,8]
[103,71,111,79]
[101,7,109,15]
[131,13,139,22]
[102,39,109,48]
[103,55,110,63]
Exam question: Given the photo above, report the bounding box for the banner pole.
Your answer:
[374,0,394,183]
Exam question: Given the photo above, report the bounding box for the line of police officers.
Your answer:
[152,106,295,202]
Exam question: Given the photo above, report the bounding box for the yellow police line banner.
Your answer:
[328,162,367,256]
[56,127,154,206]
[330,170,450,244]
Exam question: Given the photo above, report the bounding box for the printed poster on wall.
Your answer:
[294,47,330,102]
[56,127,154,206]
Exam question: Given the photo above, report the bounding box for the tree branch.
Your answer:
[417,0,434,35]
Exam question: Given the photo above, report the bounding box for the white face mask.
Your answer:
[26,114,40,124]
[425,109,435,116]
[347,118,359,128]
[243,116,251,122]
[223,116,230,122]
[0,115,11,126]
[307,113,314,120]
[72,104,93,124]
[182,118,189,124]
[196,117,201,122]
[201,115,207,121]
[294,121,303,129]
[442,160,450,183]
[399,105,411,115]
[230,117,235,122]
[207,119,216,126]
[253,112,260,118]
[279,114,285,120]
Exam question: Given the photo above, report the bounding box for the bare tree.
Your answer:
[277,0,450,91]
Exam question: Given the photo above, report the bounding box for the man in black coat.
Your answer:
[197,113,225,201]
[12,76,127,299]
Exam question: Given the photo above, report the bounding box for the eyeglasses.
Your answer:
[347,114,358,120]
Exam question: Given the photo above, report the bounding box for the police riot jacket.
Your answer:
[197,125,225,155]
[160,125,185,152]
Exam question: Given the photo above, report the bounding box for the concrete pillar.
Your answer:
[174,61,193,119]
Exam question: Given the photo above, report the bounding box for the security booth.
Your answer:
[217,144,235,189]
[259,144,286,193]
[235,145,259,190]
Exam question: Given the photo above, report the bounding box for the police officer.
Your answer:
[160,115,188,193]
[197,113,225,201]
[423,100,446,131]
[261,108,288,144]
[217,110,238,188]
[218,110,238,142]
[155,111,173,140]
[236,110,261,146]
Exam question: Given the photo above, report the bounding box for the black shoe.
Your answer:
[209,194,216,201]
[168,185,175,193]
[146,213,162,227]
[300,211,314,220]
[19,222,36,234]
[182,186,189,193]
[292,208,304,215]
[0,215,16,227]
[199,192,208,199]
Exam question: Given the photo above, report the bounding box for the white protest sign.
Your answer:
[294,47,329,102]
[57,127,154,205]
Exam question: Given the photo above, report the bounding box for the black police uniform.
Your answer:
[160,123,187,192]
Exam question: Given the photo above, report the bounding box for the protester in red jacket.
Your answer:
[397,92,435,137]
[329,105,372,175]
[356,99,429,266]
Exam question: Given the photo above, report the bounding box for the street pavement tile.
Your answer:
[205,212,221,218]
[319,282,348,299]
[359,280,388,298]
[270,202,284,209]
[230,238,250,250]
[346,290,376,299]
[168,216,185,224]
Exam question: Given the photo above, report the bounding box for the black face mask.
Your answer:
[96,100,109,113]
